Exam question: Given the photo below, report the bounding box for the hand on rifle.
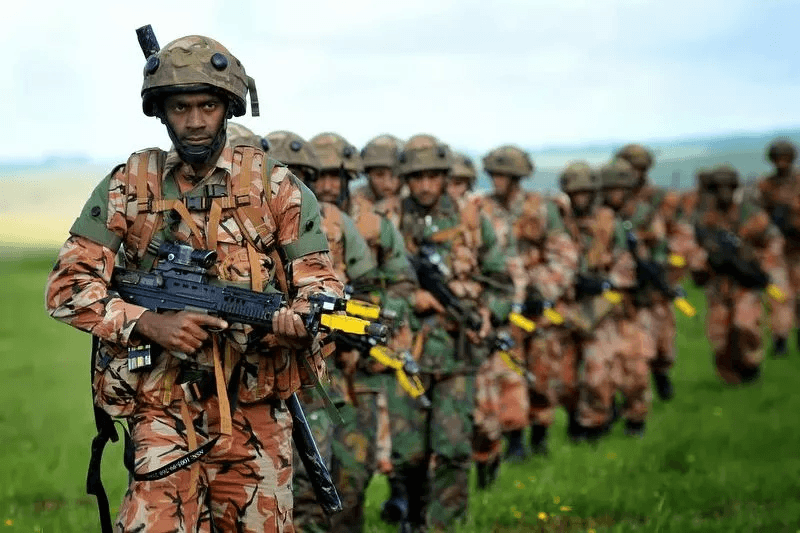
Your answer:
[134,310,228,354]
[413,289,446,314]
[272,307,312,349]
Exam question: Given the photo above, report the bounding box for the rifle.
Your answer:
[490,331,536,386]
[624,223,696,317]
[408,243,482,331]
[507,287,564,334]
[695,226,786,301]
[111,242,383,518]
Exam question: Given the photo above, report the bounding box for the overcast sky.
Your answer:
[4,0,800,163]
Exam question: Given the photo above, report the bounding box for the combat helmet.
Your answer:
[227,122,269,150]
[766,139,797,163]
[615,144,654,171]
[708,164,740,188]
[559,161,597,193]
[361,134,402,170]
[141,35,258,118]
[309,133,363,177]
[450,152,477,188]
[265,131,321,182]
[396,134,452,177]
[599,158,638,189]
[482,145,534,178]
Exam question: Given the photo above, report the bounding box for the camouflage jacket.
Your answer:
[45,141,343,415]
[399,193,506,374]
[755,169,800,250]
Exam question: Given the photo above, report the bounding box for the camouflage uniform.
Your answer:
[395,134,506,531]
[265,131,378,533]
[691,165,786,384]
[352,134,406,228]
[559,163,635,441]
[44,35,345,533]
[753,140,800,355]
[615,144,678,403]
[482,146,579,456]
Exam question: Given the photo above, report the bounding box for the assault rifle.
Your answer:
[507,287,564,334]
[110,242,389,520]
[695,226,785,301]
[624,223,696,317]
[113,242,387,372]
[408,243,483,331]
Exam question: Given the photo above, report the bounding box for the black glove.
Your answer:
[730,257,769,289]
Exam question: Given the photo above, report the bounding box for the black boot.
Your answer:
[530,424,548,456]
[740,364,761,384]
[567,411,585,444]
[772,336,788,358]
[653,371,675,401]
[476,456,500,490]
[504,430,527,461]
[381,475,409,525]
[624,419,645,438]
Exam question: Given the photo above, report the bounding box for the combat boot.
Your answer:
[504,430,527,461]
[653,371,675,401]
[530,424,548,456]
[739,364,761,384]
[567,410,585,444]
[476,456,500,489]
[772,336,788,358]
[381,475,409,525]
[624,419,645,438]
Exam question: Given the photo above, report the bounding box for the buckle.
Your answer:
[204,184,228,198]
[184,196,210,211]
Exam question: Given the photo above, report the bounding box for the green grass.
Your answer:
[2,251,799,532]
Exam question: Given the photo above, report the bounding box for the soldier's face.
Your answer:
[605,188,626,209]
[315,170,342,203]
[774,155,793,172]
[408,170,446,207]
[490,173,515,198]
[569,191,593,212]
[368,167,400,200]
[162,93,226,149]
[447,176,471,200]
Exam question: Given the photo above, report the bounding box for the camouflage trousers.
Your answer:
[472,354,503,463]
[328,391,380,533]
[393,373,475,530]
[576,319,617,429]
[612,315,655,423]
[706,282,764,384]
[637,299,677,375]
[525,328,579,427]
[292,402,334,533]
[117,396,294,533]
[767,255,796,339]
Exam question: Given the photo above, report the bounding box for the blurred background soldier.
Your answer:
[615,143,678,403]
[447,151,478,203]
[482,145,578,457]
[600,159,657,437]
[394,134,506,531]
[354,134,405,227]
[226,121,269,150]
[754,139,800,357]
[691,165,786,384]
[267,130,376,533]
[561,161,637,442]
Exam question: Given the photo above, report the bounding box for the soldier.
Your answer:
[600,158,658,436]
[226,121,269,150]
[394,134,506,531]
[615,144,677,402]
[691,165,786,384]
[445,151,507,488]
[353,134,404,223]
[753,139,800,357]
[481,145,579,456]
[267,130,379,532]
[45,35,343,532]
[560,161,637,441]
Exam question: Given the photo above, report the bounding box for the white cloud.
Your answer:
[2,0,799,162]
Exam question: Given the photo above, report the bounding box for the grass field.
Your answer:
[1,250,799,532]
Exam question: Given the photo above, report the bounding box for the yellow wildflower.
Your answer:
[514,480,525,489]
[4,520,12,526]
[560,505,572,512]
[538,511,548,521]
[513,510,522,519]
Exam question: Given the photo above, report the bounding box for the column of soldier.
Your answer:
[229,121,800,533]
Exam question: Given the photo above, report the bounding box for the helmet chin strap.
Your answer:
[164,119,228,166]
